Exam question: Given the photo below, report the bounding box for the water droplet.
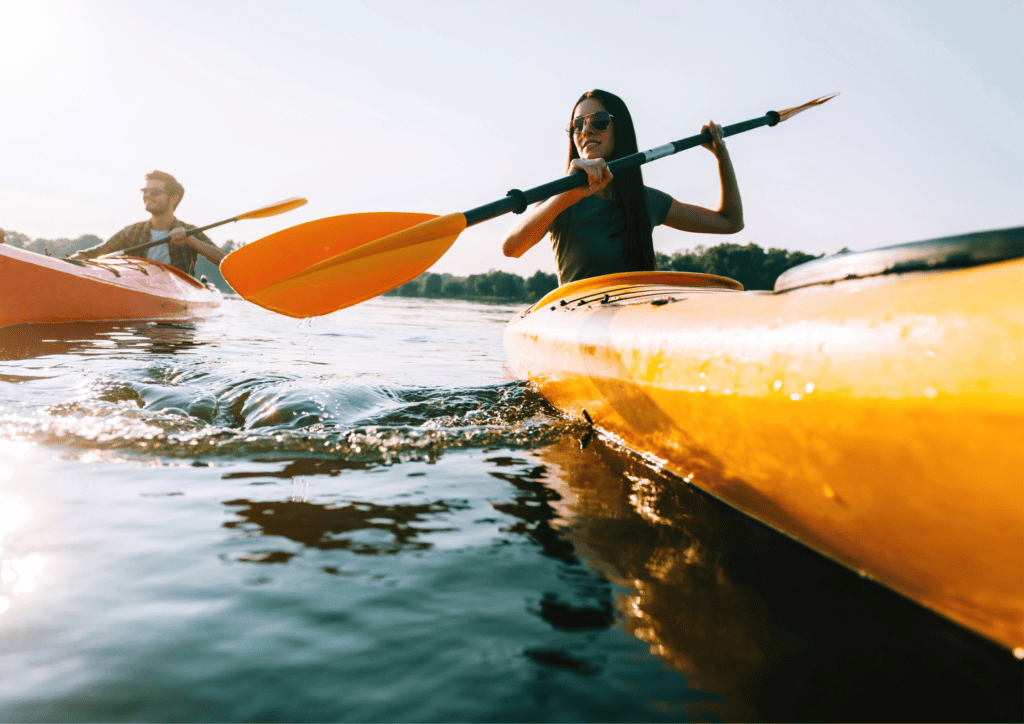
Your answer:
[804,382,815,394]
[790,393,801,401]
[925,350,936,359]
[822,484,835,499]
[699,372,706,379]
[698,386,706,392]
[773,380,783,391]
[1015,647,1024,660]
[923,387,938,399]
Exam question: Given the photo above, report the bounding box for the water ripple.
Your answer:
[1,371,576,465]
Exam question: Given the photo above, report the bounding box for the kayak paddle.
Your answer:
[100,197,308,258]
[221,94,837,318]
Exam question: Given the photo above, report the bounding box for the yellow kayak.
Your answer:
[504,227,1024,652]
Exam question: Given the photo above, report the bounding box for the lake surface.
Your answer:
[0,296,1019,722]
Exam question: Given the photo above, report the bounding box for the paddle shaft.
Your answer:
[105,216,238,257]
[462,111,780,227]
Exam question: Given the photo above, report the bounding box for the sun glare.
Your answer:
[0,497,29,542]
[0,496,39,614]
[0,0,84,95]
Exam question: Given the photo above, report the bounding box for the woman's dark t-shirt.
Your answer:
[549,186,673,285]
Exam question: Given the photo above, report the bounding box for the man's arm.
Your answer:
[69,225,141,260]
[169,227,228,266]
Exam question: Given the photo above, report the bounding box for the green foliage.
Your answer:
[471,274,494,297]
[443,279,466,298]
[658,241,822,290]
[398,279,421,297]
[490,270,524,299]
[423,273,444,297]
[527,270,558,299]
[2,231,31,248]
[20,234,103,258]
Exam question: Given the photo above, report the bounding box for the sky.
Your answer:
[1,0,1021,278]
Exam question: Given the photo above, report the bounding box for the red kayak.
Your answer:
[1,244,222,328]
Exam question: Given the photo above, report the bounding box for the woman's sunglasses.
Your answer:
[566,111,613,135]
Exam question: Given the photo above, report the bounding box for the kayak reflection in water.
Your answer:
[70,170,227,275]
[502,89,745,285]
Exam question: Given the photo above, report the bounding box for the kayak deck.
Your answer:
[505,262,1024,652]
[1,244,222,328]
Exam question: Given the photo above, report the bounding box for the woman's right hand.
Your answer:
[569,158,612,197]
[502,157,612,259]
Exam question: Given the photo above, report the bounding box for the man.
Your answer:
[71,170,226,275]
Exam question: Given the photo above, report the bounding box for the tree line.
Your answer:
[5,231,823,301]
[386,242,823,302]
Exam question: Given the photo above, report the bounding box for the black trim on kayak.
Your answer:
[538,284,739,314]
[775,226,1024,292]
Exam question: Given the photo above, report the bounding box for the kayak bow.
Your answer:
[1,244,222,328]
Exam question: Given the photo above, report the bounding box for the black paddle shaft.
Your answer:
[462,111,780,228]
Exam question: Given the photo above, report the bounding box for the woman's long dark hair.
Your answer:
[551,89,655,272]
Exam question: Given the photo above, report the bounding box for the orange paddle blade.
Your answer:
[236,197,307,220]
[777,92,839,122]
[221,212,438,299]
[238,213,467,318]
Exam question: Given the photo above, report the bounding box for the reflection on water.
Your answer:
[0,320,204,362]
[485,456,620,639]
[529,433,1023,722]
[222,457,374,480]
[488,456,579,565]
[223,497,464,557]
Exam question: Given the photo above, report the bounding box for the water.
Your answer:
[0,297,1019,722]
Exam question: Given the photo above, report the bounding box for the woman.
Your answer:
[502,89,744,285]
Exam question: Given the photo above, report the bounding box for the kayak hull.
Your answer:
[1,245,222,328]
[504,266,1024,652]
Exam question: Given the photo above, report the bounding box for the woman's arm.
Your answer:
[502,159,612,258]
[662,121,744,234]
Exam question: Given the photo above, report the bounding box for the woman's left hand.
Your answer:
[701,120,726,156]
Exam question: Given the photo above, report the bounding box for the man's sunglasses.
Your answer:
[566,111,613,135]
[140,187,167,197]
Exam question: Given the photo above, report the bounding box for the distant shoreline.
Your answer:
[4,231,824,301]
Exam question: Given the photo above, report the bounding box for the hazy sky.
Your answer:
[1,0,1020,278]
